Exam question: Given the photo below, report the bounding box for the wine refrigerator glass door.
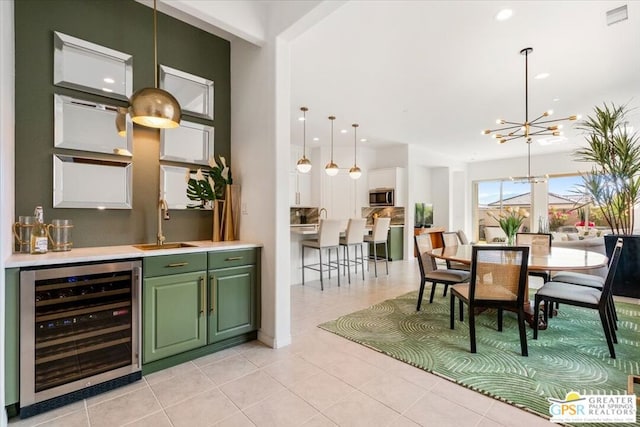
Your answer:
[20,260,141,407]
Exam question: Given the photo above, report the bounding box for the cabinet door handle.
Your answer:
[209,276,215,314]
[225,256,243,261]
[167,262,188,268]
[199,276,205,315]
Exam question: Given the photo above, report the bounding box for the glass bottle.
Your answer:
[30,206,48,254]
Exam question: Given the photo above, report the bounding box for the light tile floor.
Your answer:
[11,259,583,427]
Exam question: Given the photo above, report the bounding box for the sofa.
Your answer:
[550,232,607,278]
[550,232,605,254]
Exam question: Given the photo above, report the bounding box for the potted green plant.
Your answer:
[573,102,640,297]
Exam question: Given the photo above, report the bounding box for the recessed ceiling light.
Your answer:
[534,72,550,79]
[553,98,560,102]
[495,9,513,21]
[360,138,367,142]
[340,129,347,134]
[312,137,319,141]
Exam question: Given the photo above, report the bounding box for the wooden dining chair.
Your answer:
[516,232,552,281]
[449,245,530,356]
[442,232,470,271]
[550,244,620,327]
[533,238,623,359]
[414,234,470,310]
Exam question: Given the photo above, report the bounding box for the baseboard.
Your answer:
[258,330,291,349]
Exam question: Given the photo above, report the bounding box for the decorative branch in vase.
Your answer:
[185,156,235,241]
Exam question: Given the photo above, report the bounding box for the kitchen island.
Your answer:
[289,223,405,286]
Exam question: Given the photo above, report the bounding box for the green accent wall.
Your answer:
[15,0,230,247]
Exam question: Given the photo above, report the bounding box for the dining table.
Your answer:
[428,244,609,329]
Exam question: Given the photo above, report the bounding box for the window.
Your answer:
[475,180,532,242]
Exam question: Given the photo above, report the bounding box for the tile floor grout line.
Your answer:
[142,376,176,427]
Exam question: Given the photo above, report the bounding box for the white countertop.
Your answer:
[290,224,404,235]
[5,240,262,268]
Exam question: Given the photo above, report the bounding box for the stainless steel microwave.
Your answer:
[369,188,394,206]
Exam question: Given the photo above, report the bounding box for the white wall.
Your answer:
[0,1,14,424]
[467,151,586,182]
[451,170,466,231]
[430,167,450,229]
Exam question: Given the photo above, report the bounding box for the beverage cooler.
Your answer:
[19,260,142,417]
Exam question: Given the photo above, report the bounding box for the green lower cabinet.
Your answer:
[143,271,207,363]
[208,265,257,343]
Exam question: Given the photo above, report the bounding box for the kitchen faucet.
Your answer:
[319,208,327,219]
[157,198,170,245]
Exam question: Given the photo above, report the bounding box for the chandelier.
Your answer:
[482,47,580,182]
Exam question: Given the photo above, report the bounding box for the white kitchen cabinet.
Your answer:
[289,171,311,206]
[368,167,405,206]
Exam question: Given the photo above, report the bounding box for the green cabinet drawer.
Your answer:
[143,252,207,278]
[208,248,257,269]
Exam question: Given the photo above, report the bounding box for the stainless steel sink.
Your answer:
[133,242,196,251]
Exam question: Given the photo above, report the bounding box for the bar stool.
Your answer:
[364,217,391,277]
[301,219,341,290]
[339,218,366,283]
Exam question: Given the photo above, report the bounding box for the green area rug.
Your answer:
[319,291,640,426]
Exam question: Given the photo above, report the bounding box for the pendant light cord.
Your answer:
[329,116,335,162]
[353,124,358,165]
[302,107,307,157]
[153,0,158,88]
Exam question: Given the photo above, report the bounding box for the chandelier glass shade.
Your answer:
[296,107,312,173]
[325,115,339,176]
[129,0,181,129]
[349,123,362,179]
[482,47,579,182]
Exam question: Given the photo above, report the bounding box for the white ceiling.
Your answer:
[289,1,640,164]
[161,1,640,165]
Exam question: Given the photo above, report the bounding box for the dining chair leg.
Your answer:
[428,281,438,303]
[517,310,528,357]
[417,278,426,311]
[469,305,477,353]
[450,293,455,329]
[608,297,618,329]
[599,309,616,359]
[533,296,541,340]
[328,249,331,280]
[497,308,503,332]
[605,305,617,344]
[458,297,464,321]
